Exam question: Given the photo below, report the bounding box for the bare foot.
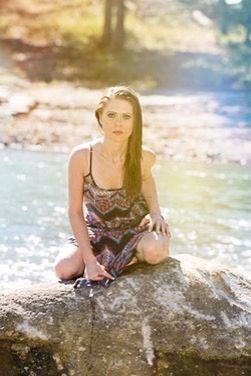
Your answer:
[124,256,139,268]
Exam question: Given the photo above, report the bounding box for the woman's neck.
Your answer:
[99,138,128,162]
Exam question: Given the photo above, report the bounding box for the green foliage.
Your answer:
[0,0,251,89]
[125,12,208,50]
[42,10,102,44]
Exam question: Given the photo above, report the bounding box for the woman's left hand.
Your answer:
[148,213,170,236]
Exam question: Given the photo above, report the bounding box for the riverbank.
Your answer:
[0,65,251,165]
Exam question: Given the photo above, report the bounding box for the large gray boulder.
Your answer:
[0,254,250,376]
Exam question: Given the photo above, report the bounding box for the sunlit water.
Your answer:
[0,148,250,291]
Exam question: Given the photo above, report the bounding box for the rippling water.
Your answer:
[0,148,250,290]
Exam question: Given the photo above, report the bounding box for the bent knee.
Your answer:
[145,251,169,265]
[53,259,82,281]
[53,260,69,280]
[143,243,169,265]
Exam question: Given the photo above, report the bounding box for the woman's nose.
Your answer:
[115,116,123,124]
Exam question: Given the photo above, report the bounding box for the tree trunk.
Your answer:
[242,0,251,45]
[101,0,114,47]
[218,0,228,34]
[112,0,125,51]
[244,27,250,45]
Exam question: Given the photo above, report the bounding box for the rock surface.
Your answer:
[0,254,250,376]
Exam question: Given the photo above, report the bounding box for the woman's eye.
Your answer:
[124,115,131,119]
[107,113,115,118]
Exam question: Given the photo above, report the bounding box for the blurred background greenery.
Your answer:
[0,0,251,89]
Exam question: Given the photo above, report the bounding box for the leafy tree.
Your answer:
[179,0,251,44]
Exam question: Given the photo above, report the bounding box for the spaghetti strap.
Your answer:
[89,143,93,175]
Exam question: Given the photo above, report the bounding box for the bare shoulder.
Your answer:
[142,145,156,167]
[69,142,90,155]
[141,146,156,179]
[68,142,91,176]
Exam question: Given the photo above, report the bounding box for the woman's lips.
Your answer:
[113,131,123,135]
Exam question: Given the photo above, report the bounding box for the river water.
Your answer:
[0,148,250,290]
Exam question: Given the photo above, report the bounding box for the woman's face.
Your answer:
[99,97,134,141]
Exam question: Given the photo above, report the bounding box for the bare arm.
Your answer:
[67,146,114,281]
[141,150,161,216]
[67,147,96,264]
[141,149,169,235]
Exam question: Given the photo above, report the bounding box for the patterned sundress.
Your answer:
[67,143,150,288]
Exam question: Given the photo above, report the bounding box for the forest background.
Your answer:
[0,0,250,90]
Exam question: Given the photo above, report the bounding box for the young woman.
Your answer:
[54,86,171,288]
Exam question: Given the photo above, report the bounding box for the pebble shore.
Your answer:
[1,66,251,165]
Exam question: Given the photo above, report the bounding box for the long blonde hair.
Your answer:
[95,86,143,198]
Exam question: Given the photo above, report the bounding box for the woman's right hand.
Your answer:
[84,259,115,281]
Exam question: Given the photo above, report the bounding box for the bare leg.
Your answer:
[53,244,85,280]
[134,231,170,264]
[123,231,170,270]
